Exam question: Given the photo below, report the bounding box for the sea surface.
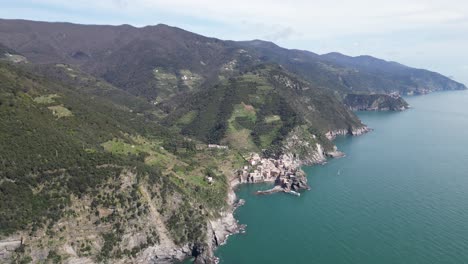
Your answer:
[216,90,468,264]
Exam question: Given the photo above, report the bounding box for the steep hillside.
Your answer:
[0,43,15,55]
[164,64,364,157]
[0,42,27,63]
[320,52,465,94]
[0,19,247,101]
[238,41,466,96]
[23,63,159,115]
[0,18,465,264]
[0,62,243,263]
[0,19,464,101]
[344,93,410,111]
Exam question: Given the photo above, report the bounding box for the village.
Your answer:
[237,153,310,196]
[202,144,311,195]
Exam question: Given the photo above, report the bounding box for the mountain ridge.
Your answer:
[0,18,464,101]
[0,18,465,264]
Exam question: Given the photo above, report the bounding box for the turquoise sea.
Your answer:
[216,90,468,264]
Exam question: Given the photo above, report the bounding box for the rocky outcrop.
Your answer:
[132,185,193,263]
[194,183,246,264]
[282,126,328,165]
[344,93,410,111]
[325,126,371,140]
[208,191,244,248]
[351,126,372,136]
[0,237,22,260]
[325,146,346,158]
[325,129,348,140]
[0,170,199,264]
[136,245,190,264]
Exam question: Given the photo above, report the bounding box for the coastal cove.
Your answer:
[216,90,468,264]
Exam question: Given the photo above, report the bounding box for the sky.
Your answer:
[1,0,468,84]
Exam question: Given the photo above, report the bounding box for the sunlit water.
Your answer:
[216,90,468,264]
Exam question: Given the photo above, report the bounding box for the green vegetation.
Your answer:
[102,138,144,156]
[223,103,258,152]
[264,115,281,123]
[344,93,410,111]
[33,94,59,104]
[164,64,362,156]
[179,69,203,90]
[1,19,464,263]
[166,69,297,149]
[46,250,62,263]
[0,62,236,262]
[176,111,197,126]
[153,67,179,101]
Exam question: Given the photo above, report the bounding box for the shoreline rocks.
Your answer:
[326,150,346,158]
[197,127,373,263]
[237,153,310,194]
[352,126,372,136]
[325,126,371,140]
[194,185,245,264]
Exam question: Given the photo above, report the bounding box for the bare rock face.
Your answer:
[194,189,244,264]
[282,126,328,165]
[351,126,372,136]
[135,244,190,264]
[325,129,349,140]
[326,126,371,140]
[209,212,239,248]
[0,236,22,261]
[289,174,309,192]
[326,150,346,158]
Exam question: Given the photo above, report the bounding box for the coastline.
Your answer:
[197,125,371,263]
[198,90,468,264]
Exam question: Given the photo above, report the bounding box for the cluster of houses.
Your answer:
[222,59,237,71]
[238,153,302,187]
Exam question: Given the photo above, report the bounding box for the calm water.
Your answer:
[216,90,468,264]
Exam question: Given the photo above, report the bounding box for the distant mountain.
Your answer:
[0,42,15,55]
[0,42,27,63]
[0,19,243,100]
[319,52,464,94]
[238,41,466,95]
[0,18,465,264]
[0,19,464,101]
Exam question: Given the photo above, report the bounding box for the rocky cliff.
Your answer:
[4,18,460,264]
